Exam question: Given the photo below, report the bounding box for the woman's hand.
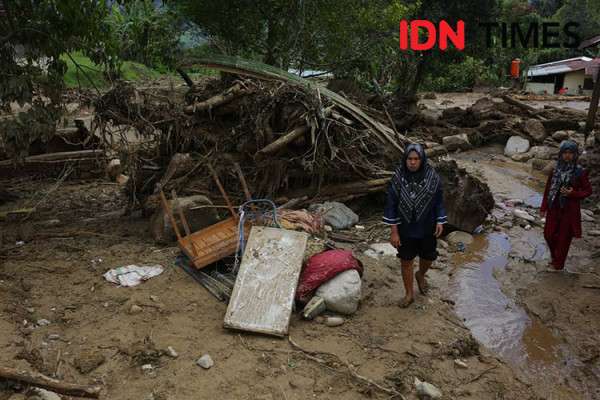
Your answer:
[435,223,444,238]
[560,187,573,197]
[391,229,401,248]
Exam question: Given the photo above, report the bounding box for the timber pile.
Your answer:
[94,57,407,212]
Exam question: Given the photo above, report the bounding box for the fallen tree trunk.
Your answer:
[501,95,546,120]
[0,150,104,166]
[255,125,309,159]
[184,83,250,114]
[0,366,102,398]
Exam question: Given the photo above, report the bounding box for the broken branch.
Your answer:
[0,366,102,398]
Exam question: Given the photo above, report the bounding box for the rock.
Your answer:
[531,158,554,172]
[30,389,61,400]
[425,145,448,158]
[324,316,345,327]
[369,243,398,257]
[316,269,362,315]
[197,354,214,369]
[309,202,359,230]
[470,97,496,113]
[582,209,594,217]
[582,213,595,222]
[414,378,442,399]
[502,221,513,229]
[511,152,533,162]
[530,145,558,160]
[150,295,159,302]
[116,174,130,186]
[446,231,474,246]
[129,304,143,314]
[363,249,379,259]
[47,334,61,341]
[436,160,494,233]
[523,119,547,142]
[36,319,51,326]
[166,346,178,358]
[513,209,535,222]
[588,230,600,236]
[438,240,449,249]
[443,133,472,151]
[141,364,154,371]
[106,159,121,180]
[74,352,106,374]
[454,359,468,369]
[302,296,326,320]
[151,195,219,243]
[504,136,530,156]
[552,130,570,141]
[354,225,365,230]
[324,225,333,232]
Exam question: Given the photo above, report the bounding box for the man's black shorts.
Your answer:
[397,235,438,261]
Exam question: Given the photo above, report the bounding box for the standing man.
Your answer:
[383,143,447,307]
[540,140,592,272]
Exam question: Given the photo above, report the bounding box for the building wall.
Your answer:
[525,82,555,94]
[563,70,586,94]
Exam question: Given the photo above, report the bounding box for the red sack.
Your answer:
[296,249,363,303]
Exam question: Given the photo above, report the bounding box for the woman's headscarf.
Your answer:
[547,140,581,208]
[389,143,441,224]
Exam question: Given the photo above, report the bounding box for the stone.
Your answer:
[141,364,154,371]
[369,243,398,257]
[151,195,220,243]
[324,316,345,327]
[197,354,214,369]
[513,209,535,222]
[531,158,554,172]
[414,378,442,399]
[74,352,106,374]
[36,319,51,326]
[324,225,333,232]
[443,134,472,151]
[504,136,530,156]
[438,240,449,249]
[445,231,474,246]
[582,213,595,222]
[552,130,570,141]
[354,225,365,230]
[47,334,61,341]
[116,174,130,186]
[129,304,143,314]
[166,346,178,358]
[454,359,468,369]
[30,389,61,400]
[530,145,558,160]
[588,230,600,236]
[523,119,547,142]
[511,152,533,162]
[316,269,362,315]
[302,296,327,320]
[309,202,359,230]
[425,145,448,158]
[106,159,121,180]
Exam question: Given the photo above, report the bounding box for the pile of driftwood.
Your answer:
[94,57,408,213]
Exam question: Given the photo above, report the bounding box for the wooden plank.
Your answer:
[224,226,308,337]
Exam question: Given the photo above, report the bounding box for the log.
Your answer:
[0,366,102,398]
[0,150,104,166]
[500,95,546,120]
[255,125,309,159]
[184,83,249,114]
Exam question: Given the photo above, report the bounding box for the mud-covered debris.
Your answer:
[448,336,480,358]
[74,351,106,374]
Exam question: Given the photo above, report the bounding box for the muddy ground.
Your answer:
[1,91,599,400]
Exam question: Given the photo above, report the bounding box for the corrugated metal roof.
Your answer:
[528,57,600,77]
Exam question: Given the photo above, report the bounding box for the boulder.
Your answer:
[504,136,530,156]
[316,269,361,315]
[425,145,448,158]
[443,134,472,151]
[530,145,558,160]
[511,152,533,162]
[470,97,496,113]
[446,231,474,246]
[551,130,570,141]
[151,195,220,243]
[531,158,555,172]
[436,160,495,233]
[309,201,359,230]
[523,119,547,142]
